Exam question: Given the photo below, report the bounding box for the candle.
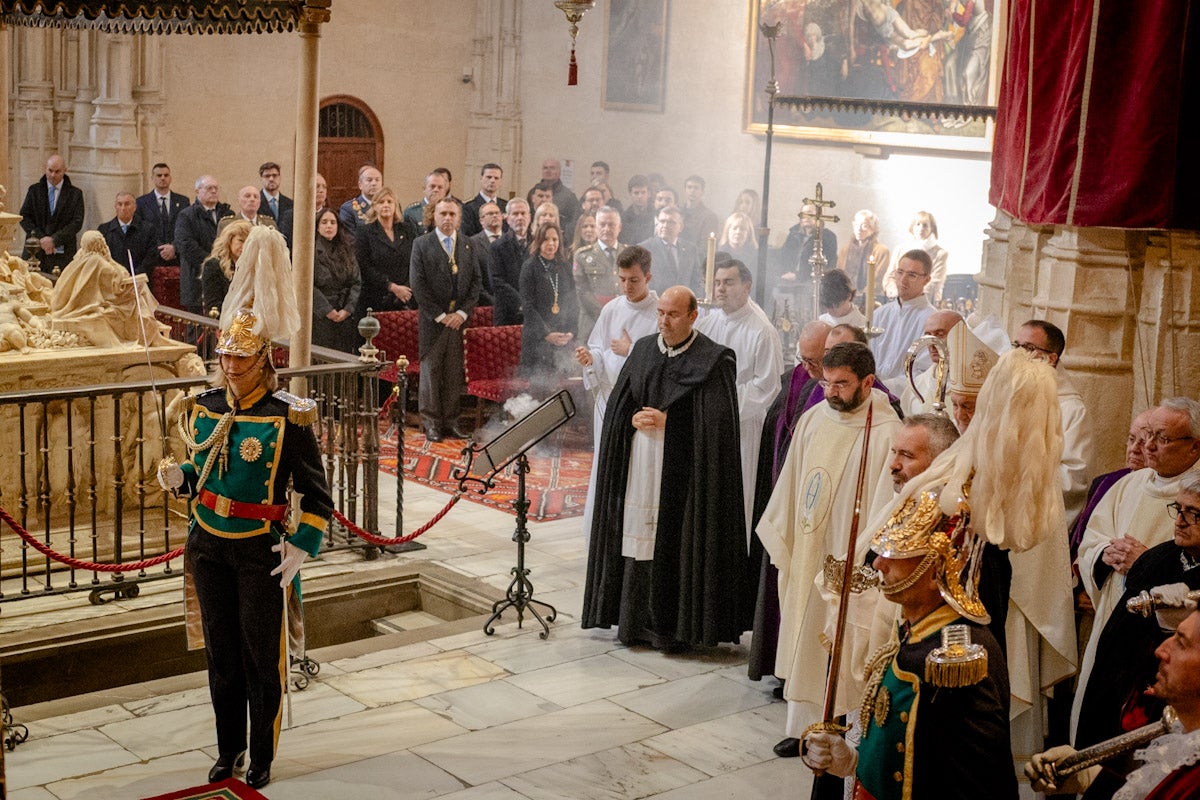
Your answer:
[705,233,716,302]
[865,254,876,329]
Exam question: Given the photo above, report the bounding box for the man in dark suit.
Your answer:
[488,198,531,326]
[98,192,156,276]
[468,201,504,307]
[461,163,507,238]
[174,176,230,314]
[19,153,85,275]
[256,161,293,222]
[410,198,483,442]
[136,162,190,275]
[639,205,701,293]
[339,164,383,239]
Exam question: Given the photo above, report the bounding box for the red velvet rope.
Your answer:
[332,491,462,546]
[0,504,184,572]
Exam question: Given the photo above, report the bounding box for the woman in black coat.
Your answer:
[354,187,417,316]
[313,208,361,353]
[518,221,578,392]
[201,221,251,317]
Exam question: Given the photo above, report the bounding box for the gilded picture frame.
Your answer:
[744,0,1004,152]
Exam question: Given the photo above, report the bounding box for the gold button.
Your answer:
[893,771,903,782]
[900,711,909,723]
[895,742,905,753]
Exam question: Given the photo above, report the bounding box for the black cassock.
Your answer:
[582,330,751,647]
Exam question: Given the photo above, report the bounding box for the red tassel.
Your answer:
[568,45,578,86]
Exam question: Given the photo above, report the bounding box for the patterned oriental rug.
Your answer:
[141,778,268,800]
[378,424,592,522]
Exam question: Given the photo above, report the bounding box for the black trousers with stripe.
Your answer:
[188,528,286,766]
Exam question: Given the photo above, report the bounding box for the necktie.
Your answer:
[269,197,278,217]
[48,184,57,215]
[443,236,453,255]
[667,243,679,280]
[121,223,128,235]
[159,197,170,240]
[211,209,218,225]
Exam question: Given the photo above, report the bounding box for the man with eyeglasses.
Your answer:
[639,205,700,293]
[1065,473,1200,791]
[868,249,937,385]
[1075,397,1200,746]
[757,342,901,762]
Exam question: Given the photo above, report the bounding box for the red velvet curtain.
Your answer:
[990,1,1199,229]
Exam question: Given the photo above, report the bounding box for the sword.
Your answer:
[807,398,875,780]
[125,249,170,446]
[1048,707,1176,781]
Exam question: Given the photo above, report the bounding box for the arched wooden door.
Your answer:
[318,96,384,209]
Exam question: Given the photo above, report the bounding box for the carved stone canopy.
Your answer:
[0,0,331,34]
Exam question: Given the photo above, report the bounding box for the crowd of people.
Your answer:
[21,151,1200,797]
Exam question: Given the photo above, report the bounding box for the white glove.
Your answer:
[157,457,184,491]
[1024,745,1097,794]
[802,732,857,778]
[270,541,308,588]
[1151,582,1197,631]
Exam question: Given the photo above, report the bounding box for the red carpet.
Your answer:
[141,778,267,800]
[379,423,592,521]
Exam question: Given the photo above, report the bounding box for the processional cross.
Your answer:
[801,182,839,320]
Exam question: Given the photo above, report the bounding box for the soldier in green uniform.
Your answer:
[803,349,1067,799]
[572,205,626,341]
[159,226,332,791]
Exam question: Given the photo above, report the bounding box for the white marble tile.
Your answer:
[4,730,139,791]
[434,783,532,800]
[326,640,441,672]
[260,750,463,799]
[322,650,508,707]
[6,787,58,800]
[645,754,814,799]
[608,645,741,681]
[412,699,666,786]
[505,654,664,707]
[501,741,708,800]
[22,704,134,740]
[373,609,448,633]
[267,702,467,777]
[122,686,211,717]
[641,704,784,777]
[44,750,213,800]
[414,679,561,730]
[464,627,620,673]
[609,672,771,729]
[97,700,216,761]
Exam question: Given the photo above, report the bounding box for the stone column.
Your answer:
[1,22,11,201]
[464,0,523,192]
[1134,231,1200,408]
[68,32,144,232]
[12,26,57,199]
[132,37,166,181]
[289,1,329,385]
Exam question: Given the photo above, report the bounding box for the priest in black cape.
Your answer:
[582,285,751,649]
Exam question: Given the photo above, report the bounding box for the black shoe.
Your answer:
[245,763,271,790]
[422,425,443,443]
[773,737,801,758]
[772,681,785,700]
[208,751,245,783]
[443,426,471,440]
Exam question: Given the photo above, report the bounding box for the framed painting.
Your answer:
[744,0,1003,152]
[602,0,670,112]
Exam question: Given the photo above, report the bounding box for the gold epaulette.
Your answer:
[924,624,989,688]
[273,389,319,426]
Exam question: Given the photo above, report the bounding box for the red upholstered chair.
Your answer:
[468,305,493,328]
[463,324,529,428]
[151,266,181,309]
[375,310,422,390]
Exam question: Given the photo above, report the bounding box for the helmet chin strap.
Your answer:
[220,347,270,407]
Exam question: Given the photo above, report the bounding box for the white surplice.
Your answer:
[579,291,659,541]
[869,294,935,385]
[1071,467,1186,741]
[696,299,783,545]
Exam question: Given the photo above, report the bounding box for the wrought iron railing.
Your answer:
[0,309,402,607]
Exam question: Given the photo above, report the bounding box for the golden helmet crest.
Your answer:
[215,307,268,357]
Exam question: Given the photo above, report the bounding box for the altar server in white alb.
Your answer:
[869,248,936,385]
[696,258,783,543]
[575,245,659,539]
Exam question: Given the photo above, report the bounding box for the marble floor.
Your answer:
[4,470,818,799]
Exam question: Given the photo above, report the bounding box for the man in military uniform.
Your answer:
[159,226,331,791]
[338,164,383,238]
[573,205,626,341]
[803,349,1066,799]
